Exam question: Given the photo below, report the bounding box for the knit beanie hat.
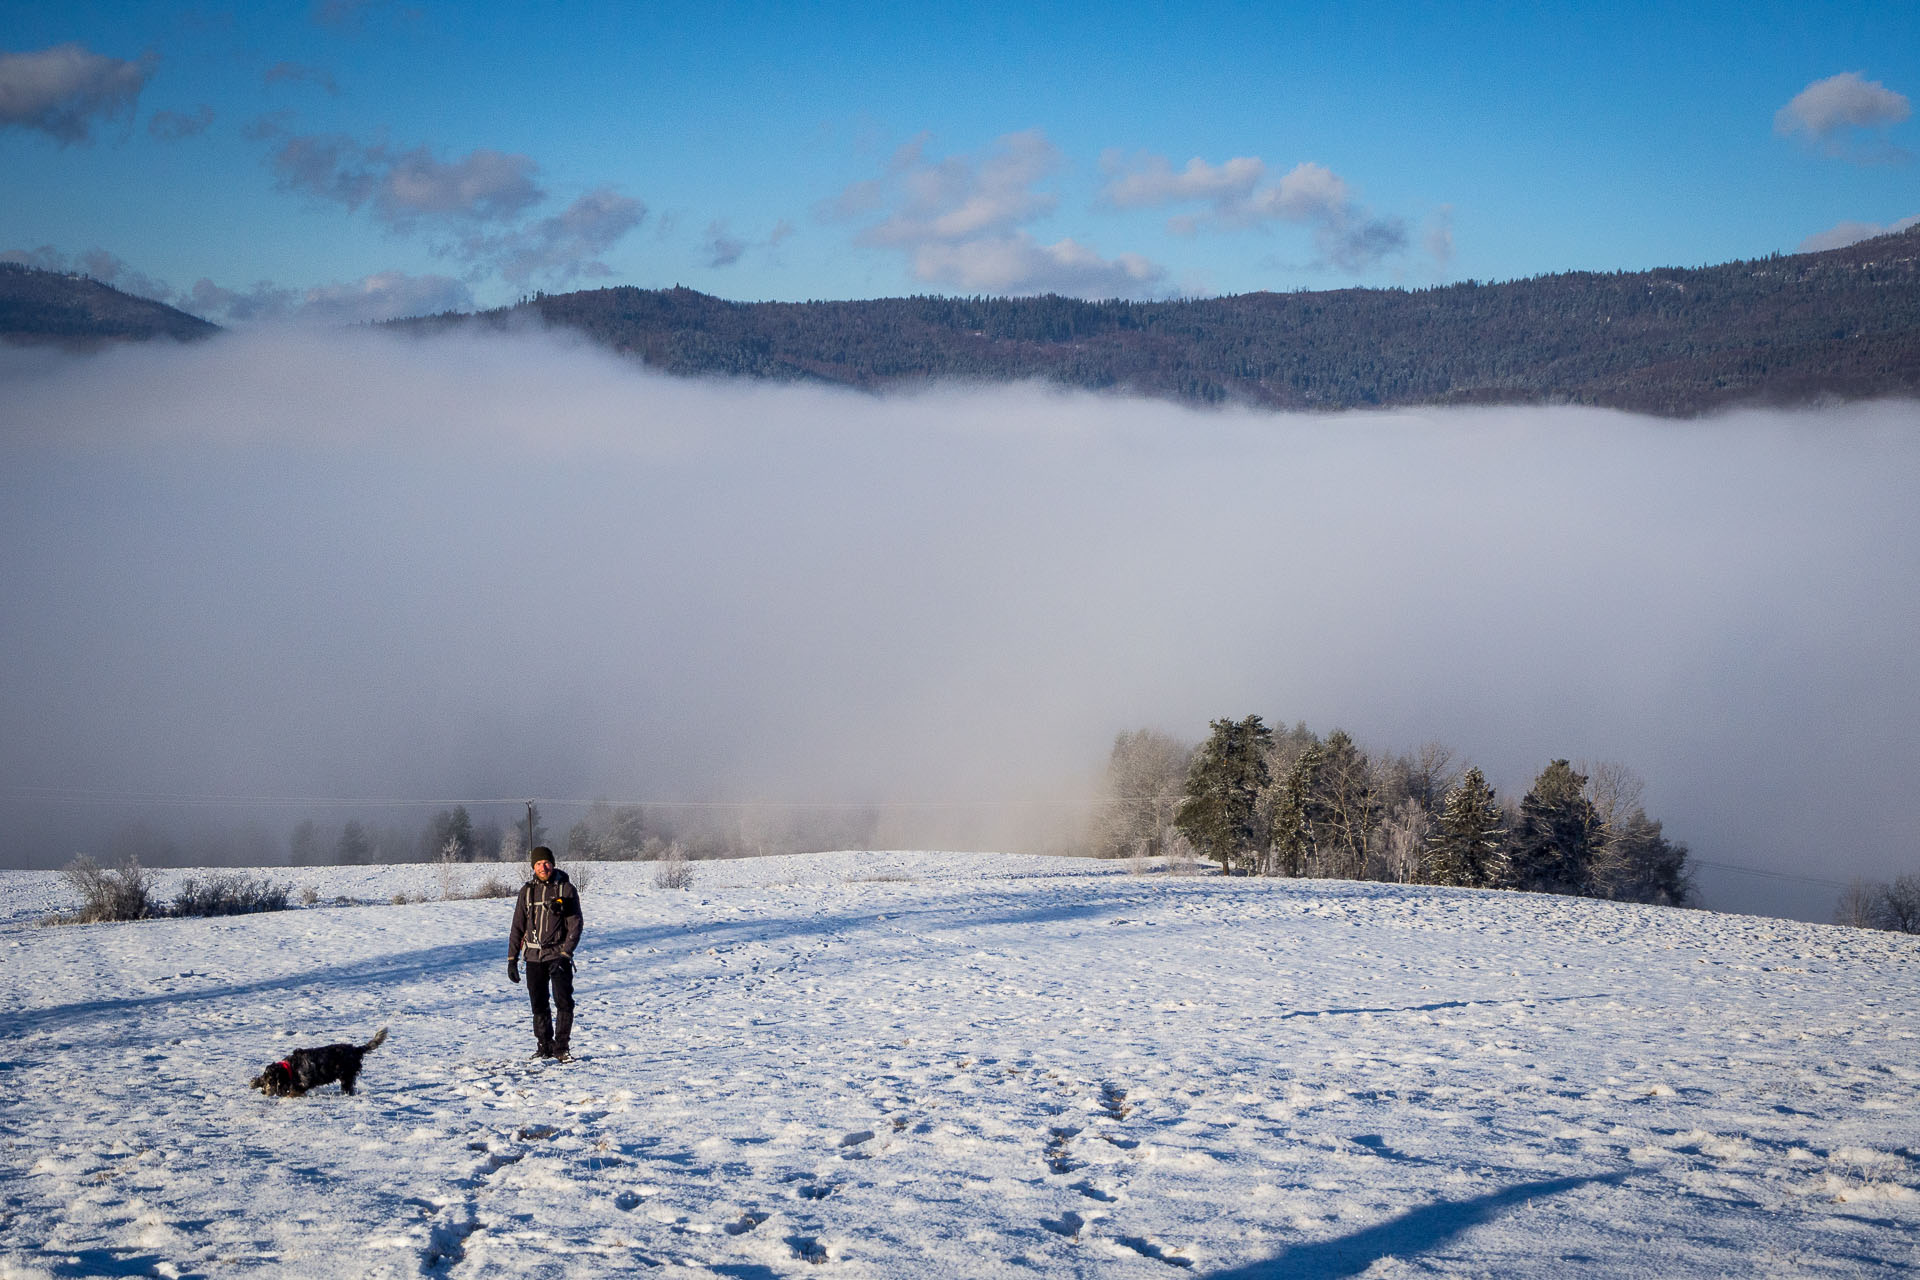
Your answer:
[530,845,555,867]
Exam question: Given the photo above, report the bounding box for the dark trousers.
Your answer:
[525,957,574,1053]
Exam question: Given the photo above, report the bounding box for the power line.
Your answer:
[1691,858,1850,890]
[0,786,1860,890]
[0,786,1085,811]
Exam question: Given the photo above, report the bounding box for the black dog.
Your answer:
[251,1027,388,1097]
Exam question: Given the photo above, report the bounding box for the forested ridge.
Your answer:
[7,227,1917,414]
[400,225,1920,415]
[0,262,217,345]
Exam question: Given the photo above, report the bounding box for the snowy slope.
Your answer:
[2,851,1916,1278]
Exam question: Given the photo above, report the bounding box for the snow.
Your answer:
[2,851,1916,1278]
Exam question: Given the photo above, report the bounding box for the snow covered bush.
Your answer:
[52,855,158,923]
[654,843,693,890]
[468,875,514,899]
[168,873,292,917]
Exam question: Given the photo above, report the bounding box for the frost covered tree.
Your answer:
[1508,760,1604,896]
[1092,729,1193,859]
[1314,730,1380,880]
[1267,743,1324,877]
[1176,715,1273,874]
[1423,767,1507,887]
[1591,809,1692,906]
[1377,797,1433,884]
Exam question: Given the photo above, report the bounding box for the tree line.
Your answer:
[1093,716,1693,906]
[392,225,1920,417]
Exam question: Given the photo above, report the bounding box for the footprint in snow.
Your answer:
[1040,1210,1086,1239]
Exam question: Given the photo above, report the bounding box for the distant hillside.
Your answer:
[401,227,1920,415]
[0,263,218,346]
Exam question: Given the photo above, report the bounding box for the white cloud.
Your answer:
[250,123,643,286]
[186,278,300,324]
[0,245,176,303]
[187,269,473,325]
[1775,72,1912,161]
[479,187,646,286]
[862,129,1061,247]
[0,43,152,144]
[831,130,1166,297]
[298,270,474,323]
[1101,152,1264,208]
[704,219,794,270]
[705,220,748,268]
[1099,151,1408,273]
[1797,213,1920,253]
[256,124,544,228]
[910,234,1162,296]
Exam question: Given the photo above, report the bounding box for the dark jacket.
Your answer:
[510,867,582,961]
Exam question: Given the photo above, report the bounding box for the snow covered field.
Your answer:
[2,851,1916,1278]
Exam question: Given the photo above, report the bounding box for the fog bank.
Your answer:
[3,330,1917,920]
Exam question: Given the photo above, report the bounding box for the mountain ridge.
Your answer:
[397,226,1920,416]
[6,228,1917,415]
[0,262,218,346]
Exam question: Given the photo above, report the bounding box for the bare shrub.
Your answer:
[170,873,292,917]
[52,856,158,924]
[436,838,462,900]
[470,875,514,899]
[654,843,693,890]
[567,864,592,894]
[298,884,320,906]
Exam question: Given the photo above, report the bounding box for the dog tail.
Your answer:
[362,1027,389,1054]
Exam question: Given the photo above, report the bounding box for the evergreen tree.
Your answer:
[423,805,475,861]
[1176,715,1274,874]
[1268,743,1325,877]
[1423,767,1506,887]
[335,820,372,866]
[1508,760,1603,895]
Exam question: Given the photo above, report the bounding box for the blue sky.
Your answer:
[3,0,1916,322]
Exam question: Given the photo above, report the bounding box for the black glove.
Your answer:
[558,954,575,975]
[507,957,520,984]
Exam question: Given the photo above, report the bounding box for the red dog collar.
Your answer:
[276,1059,292,1072]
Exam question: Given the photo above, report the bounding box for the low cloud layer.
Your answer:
[1775,71,1912,162]
[0,42,152,144]
[2,331,1917,923]
[833,131,1165,296]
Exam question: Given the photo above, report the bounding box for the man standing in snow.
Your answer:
[507,845,583,1061]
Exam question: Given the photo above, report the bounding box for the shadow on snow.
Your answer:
[1206,1172,1627,1279]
